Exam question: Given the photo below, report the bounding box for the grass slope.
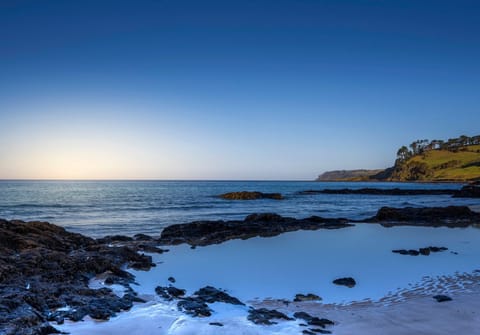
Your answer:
[404,145,480,181]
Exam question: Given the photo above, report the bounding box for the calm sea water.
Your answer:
[0,180,477,237]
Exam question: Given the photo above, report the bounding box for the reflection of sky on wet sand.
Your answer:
[131,224,480,304]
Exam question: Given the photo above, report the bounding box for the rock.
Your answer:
[453,184,480,198]
[366,206,480,227]
[299,188,456,196]
[193,286,244,305]
[332,277,356,288]
[96,235,134,244]
[133,233,154,241]
[159,213,353,246]
[0,219,158,335]
[155,286,186,300]
[419,247,430,256]
[429,246,448,252]
[294,293,322,302]
[177,298,212,317]
[209,322,224,327]
[309,328,332,334]
[433,295,452,302]
[294,311,334,328]
[247,308,293,325]
[392,246,448,256]
[168,276,176,283]
[219,191,283,200]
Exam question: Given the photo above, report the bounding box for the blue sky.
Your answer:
[0,0,479,179]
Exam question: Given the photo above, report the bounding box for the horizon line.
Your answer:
[0,178,314,182]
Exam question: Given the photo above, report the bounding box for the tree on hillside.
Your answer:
[396,146,411,163]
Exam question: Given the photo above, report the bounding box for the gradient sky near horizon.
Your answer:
[1,0,479,180]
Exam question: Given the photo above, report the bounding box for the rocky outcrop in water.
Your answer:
[433,295,452,302]
[299,188,456,196]
[392,246,448,256]
[332,277,356,288]
[365,206,480,227]
[159,213,353,246]
[453,183,480,198]
[0,219,160,335]
[219,191,283,200]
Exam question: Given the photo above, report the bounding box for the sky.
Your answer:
[0,0,479,180]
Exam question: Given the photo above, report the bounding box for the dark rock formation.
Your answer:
[433,295,452,302]
[453,184,480,198]
[299,188,456,196]
[308,328,332,334]
[168,276,176,283]
[219,191,283,200]
[193,286,244,305]
[392,246,448,256]
[294,293,322,302]
[209,322,224,326]
[247,308,293,325]
[332,277,356,288]
[294,311,334,328]
[155,285,244,318]
[159,213,353,246]
[177,298,212,317]
[155,286,186,300]
[0,219,158,335]
[365,206,480,227]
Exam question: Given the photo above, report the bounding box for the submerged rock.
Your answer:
[332,277,356,288]
[219,191,283,200]
[159,213,353,246]
[365,206,480,227]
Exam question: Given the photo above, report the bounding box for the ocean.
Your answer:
[0,180,476,237]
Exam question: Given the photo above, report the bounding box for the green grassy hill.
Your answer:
[316,136,480,182]
[390,144,480,182]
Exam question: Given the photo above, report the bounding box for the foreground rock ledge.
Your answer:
[0,219,161,335]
